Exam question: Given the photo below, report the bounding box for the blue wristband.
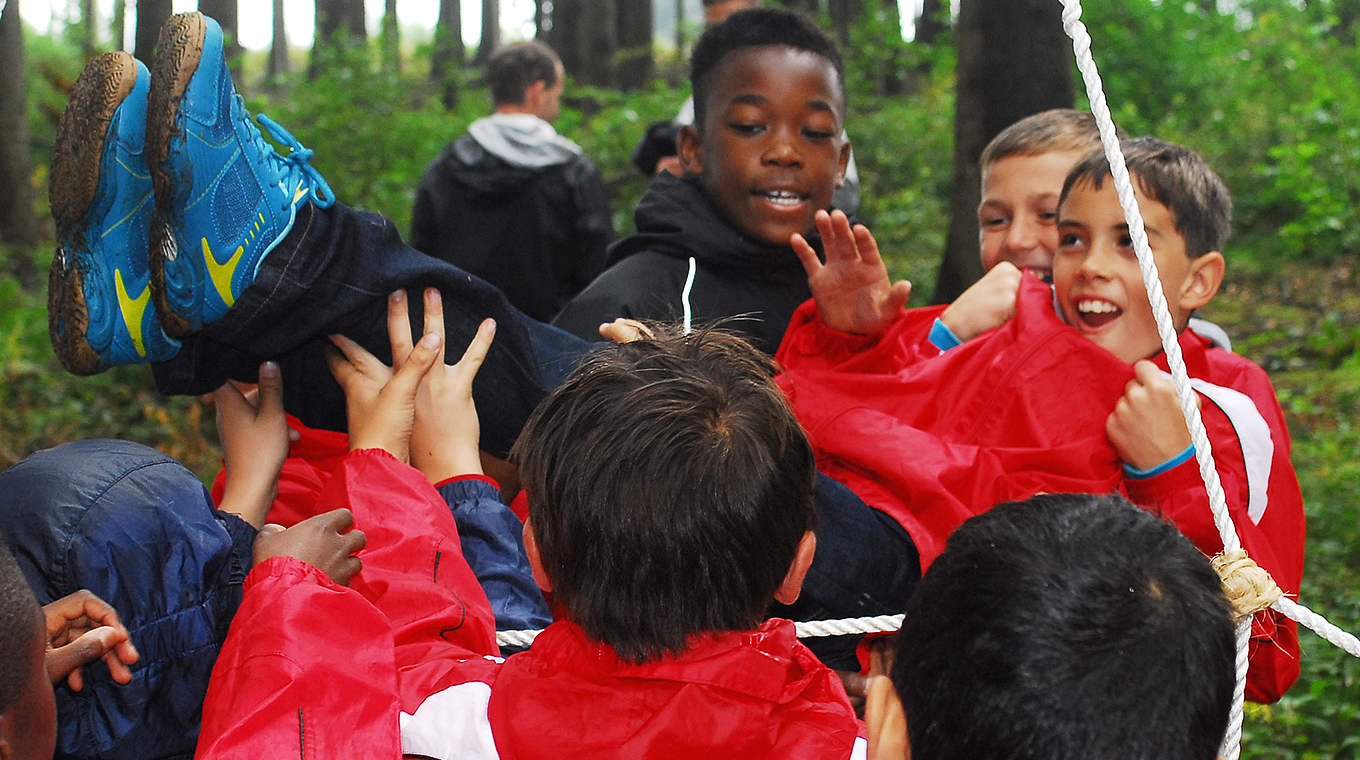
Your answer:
[929,318,962,352]
[1123,444,1195,479]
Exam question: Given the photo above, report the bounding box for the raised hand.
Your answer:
[792,209,911,336]
[405,288,497,484]
[326,290,444,461]
[251,508,367,586]
[43,590,139,691]
[212,362,289,527]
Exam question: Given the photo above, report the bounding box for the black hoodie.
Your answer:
[411,127,613,323]
[553,172,817,355]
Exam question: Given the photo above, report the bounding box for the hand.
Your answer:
[213,362,290,528]
[43,590,139,691]
[251,508,367,585]
[326,290,445,461]
[402,288,497,484]
[939,262,1023,342]
[597,318,654,344]
[793,209,911,335]
[1107,360,1196,471]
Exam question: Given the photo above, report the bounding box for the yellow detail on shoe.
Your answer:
[114,268,150,358]
[292,179,308,205]
[202,237,244,309]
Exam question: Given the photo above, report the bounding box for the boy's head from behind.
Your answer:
[977,109,1103,278]
[888,493,1234,760]
[513,326,818,663]
[1055,136,1229,363]
[487,41,565,121]
[0,538,56,760]
[678,7,850,248]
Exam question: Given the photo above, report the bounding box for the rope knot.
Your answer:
[1211,550,1283,622]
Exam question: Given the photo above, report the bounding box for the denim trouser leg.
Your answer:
[772,472,922,671]
[152,202,595,457]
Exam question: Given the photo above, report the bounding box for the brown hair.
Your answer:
[980,109,1102,175]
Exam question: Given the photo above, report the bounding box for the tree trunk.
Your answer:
[381,0,400,73]
[578,0,617,87]
[134,0,172,62]
[934,0,1073,304]
[112,0,125,50]
[782,0,821,14]
[0,0,38,246]
[78,0,96,57]
[915,0,946,45]
[674,0,684,51]
[431,0,464,108]
[474,0,499,64]
[827,0,859,47]
[268,0,290,79]
[616,0,653,90]
[311,0,367,77]
[549,0,579,74]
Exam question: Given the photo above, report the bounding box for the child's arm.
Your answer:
[1112,360,1305,703]
[792,209,911,336]
[213,362,290,528]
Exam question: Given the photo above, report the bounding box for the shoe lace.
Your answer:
[247,105,336,210]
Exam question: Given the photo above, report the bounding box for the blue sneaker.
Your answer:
[146,12,334,337]
[49,51,181,374]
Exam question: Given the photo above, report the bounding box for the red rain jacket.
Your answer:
[775,276,1305,703]
[197,450,864,758]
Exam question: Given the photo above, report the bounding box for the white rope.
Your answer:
[1058,4,1360,759]
[496,613,906,649]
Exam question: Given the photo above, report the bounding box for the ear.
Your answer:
[523,79,548,112]
[835,138,851,189]
[0,712,11,760]
[865,675,910,760]
[1177,250,1224,312]
[677,124,704,176]
[773,531,817,605]
[522,521,553,592]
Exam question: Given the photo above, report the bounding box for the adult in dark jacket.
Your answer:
[553,172,818,356]
[411,41,613,322]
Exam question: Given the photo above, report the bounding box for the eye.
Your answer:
[729,122,765,136]
[980,214,1009,229]
[1058,232,1084,248]
[1118,233,1134,248]
[1038,209,1058,224]
[802,127,835,140]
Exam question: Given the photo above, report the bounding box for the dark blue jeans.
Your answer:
[152,202,579,457]
[152,202,918,669]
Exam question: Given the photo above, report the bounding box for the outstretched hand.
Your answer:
[401,288,497,484]
[43,590,139,691]
[792,209,911,336]
[213,362,290,528]
[326,290,445,461]
[251,508,366,586]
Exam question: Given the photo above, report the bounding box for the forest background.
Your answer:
[0,0,1358,754]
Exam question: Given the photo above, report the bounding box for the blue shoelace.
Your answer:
[241,99,336,211]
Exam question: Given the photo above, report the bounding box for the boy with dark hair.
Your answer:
[862,493,1234,760]
[553,6,854,354]
[779,136,1304,702]
[195,307,863,758]
[411,40,613,322]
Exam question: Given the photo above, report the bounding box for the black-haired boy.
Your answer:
[553,7,853,354]
[196,310,864,758]
[863,493,1234,760]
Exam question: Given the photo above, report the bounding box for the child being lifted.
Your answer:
[778,136,1305,703]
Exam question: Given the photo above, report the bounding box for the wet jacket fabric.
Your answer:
[196,450,865,759]
[552,172,815,355]
[0,439,256,760]
[411,113,613,322]
[775,275,1305,703]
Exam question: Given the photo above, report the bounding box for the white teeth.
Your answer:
[1077,299,1119,314]
[762,191,805,206]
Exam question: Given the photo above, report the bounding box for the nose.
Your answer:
[1076,240,1118,281]
[762,130,802,167]
[1002,215,1038,253]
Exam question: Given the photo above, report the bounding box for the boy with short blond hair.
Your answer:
[779,136,1304,703]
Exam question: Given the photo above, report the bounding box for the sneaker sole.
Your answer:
[48,51,140,376]
[146,10,207,338]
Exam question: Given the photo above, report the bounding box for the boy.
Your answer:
[0,536,140,760]
[552,7,854,354]
[195,306,864,758]
[778,137,1304,702]
[862,493,1235,760]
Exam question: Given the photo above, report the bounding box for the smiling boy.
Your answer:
[778,137,1304,702]
[553,8,852,354]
